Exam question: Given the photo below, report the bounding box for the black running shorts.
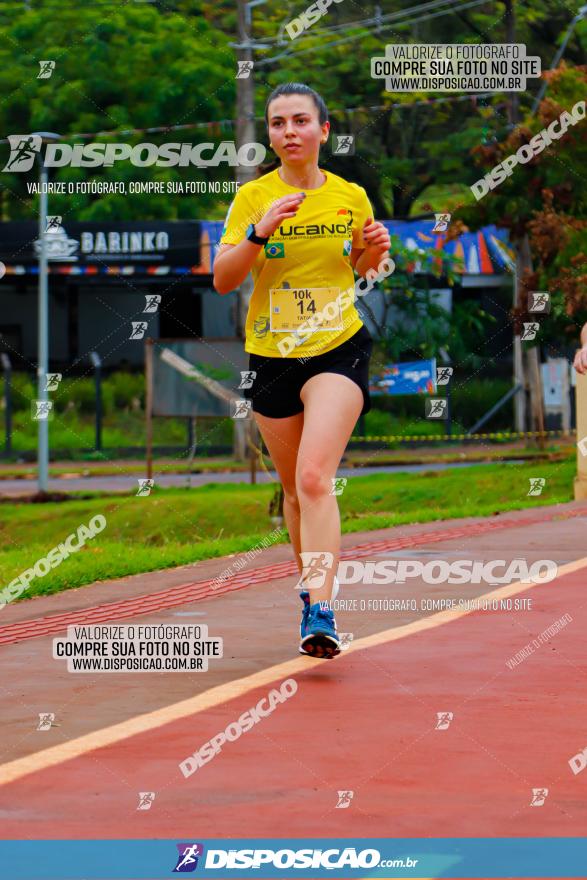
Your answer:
[243,324,373,419]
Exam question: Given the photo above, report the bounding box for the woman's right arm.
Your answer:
[212,239,265,295]
[574,322,587,374]
[213,192,306,295]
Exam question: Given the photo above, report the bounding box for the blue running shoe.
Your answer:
[298,577,339,645]
[299,602,341,659]
[299,589,311,639]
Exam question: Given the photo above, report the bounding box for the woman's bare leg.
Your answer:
[252,410,305,572]
[296,372,364,607]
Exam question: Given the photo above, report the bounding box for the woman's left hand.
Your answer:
[362,218,391,258]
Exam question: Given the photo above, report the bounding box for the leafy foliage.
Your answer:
[358,234,496,366]
[0,2,237,219]
[455,65,587,344]
[1,0,585,353]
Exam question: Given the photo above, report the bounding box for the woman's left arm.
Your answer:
[351,218,391,277]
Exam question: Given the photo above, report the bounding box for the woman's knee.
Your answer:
[296,462,330,500]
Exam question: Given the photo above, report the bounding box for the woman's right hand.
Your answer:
[255,192,306,239]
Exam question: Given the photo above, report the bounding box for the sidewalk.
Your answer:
[0,441,572,480]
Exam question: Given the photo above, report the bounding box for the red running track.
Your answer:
[1,505,585,647]
[0,561,585,841]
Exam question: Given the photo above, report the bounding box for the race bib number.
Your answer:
[269,287,342,333]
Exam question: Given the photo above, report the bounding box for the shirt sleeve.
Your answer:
[352,186,374,250]
[219,184,258,245]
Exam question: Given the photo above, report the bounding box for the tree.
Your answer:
[456,64,587,350]
[241,0,587,218]
[0,1,237,220]
[357,236,492,367]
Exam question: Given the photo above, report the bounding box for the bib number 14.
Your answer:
[294,289,316,314]
[269,285,342,333]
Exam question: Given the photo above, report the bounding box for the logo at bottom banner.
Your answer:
[178,846,383,870]
[173,843,205,872]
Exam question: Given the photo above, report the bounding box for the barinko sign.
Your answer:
[0,221,200,266]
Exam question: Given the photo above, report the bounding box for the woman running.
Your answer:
[213,82,391,658]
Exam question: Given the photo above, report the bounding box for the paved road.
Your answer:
[0,459,521,497]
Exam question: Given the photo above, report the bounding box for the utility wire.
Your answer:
[267,0,492,45]
[257,0,493,65]
[0,93,499,146]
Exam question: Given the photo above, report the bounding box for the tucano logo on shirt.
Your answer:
[275,207,354,239]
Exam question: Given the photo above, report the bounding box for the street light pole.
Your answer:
[33,131,60,495]
[37,155,49,493]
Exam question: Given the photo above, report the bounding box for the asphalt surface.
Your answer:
[0,459,521,497]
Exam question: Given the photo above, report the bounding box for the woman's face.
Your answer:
[267,94,329,165]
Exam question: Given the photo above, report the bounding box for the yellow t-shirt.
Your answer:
[219,167,374,358]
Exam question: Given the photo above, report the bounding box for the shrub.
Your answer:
[363,409,393,437]
[108,372,145,409]
[6,373,36,413]
[54,378,114,415]
[369,378,513,431]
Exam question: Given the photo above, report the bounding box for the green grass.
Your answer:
[6,408,453,456]
[5,410,234,454]
[348,445,572,466]
[0,456,576,603]
[0,457,249,478]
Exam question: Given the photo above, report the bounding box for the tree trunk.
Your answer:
[513,233,534,433]
[525,345,546,449]
[504,0,520,125]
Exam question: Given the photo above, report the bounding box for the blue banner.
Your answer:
[0,838,585,878]
[369,359,437,396]
[203,219,515,276]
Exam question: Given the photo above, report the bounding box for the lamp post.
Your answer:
[89,351,103,452]
[32,131,60,494]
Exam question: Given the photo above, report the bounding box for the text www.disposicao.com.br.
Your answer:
[70,657,202,671]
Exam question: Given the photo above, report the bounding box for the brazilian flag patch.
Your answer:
[265,242,285,258]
